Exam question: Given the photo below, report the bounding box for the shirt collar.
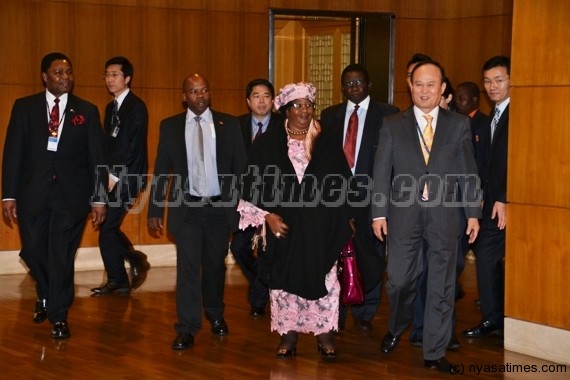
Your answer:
[115,88,130,108]
[347,95,371,111]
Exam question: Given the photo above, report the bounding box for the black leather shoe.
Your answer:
[355,319,373,332]
[250,307,265,317]
[380,331,400,354]
[172,332,194,350]
[276,331,298,358]
[448,335,460,349]
[409,336,423,347]
[33,299,47,323]
[130,251,150,290]
[91,282,130,295]
[463,320,503,338]
[425,357,456,374]
[211,319,229,336]
[52,321,70,339]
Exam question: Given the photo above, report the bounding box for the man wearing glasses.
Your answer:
[91,56,149,296]
[321,64,399,333]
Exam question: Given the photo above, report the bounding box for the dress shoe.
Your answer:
[51,321,70,339]
[91,282,130,295]
[210,319,229,336]
[354,319,373,332]
[380,331,400,354]
[276,331,298,359]
[250,307,265,317]
[130,252,150,290]
[172,332,194,350]
[409,336,423,347]
[316,331,336,359]
[33,299,47,323]
[448,335,460,349]
[317,343,336,359]
[463,320,503,338]
[425,357,456,374]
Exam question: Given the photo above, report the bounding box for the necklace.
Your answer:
[286,126,308,135]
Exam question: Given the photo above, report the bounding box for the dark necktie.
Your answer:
[112,100,119,126]
[191,116,206,195]
[343,104,359,169]
[254,121,263,141]
[48,98,60,137]
[491,107,500,143]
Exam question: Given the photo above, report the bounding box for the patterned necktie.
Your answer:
[421,114,434,201]
[422,114,434,164]
[191,116,206,195]
[48,98,60,137]
[343,104,359,169]
[254,121,263,140]
[491,107,500,143]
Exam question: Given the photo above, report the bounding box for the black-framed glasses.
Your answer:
[291,103,316,109]
[343,79,366,88]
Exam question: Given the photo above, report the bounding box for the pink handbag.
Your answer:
[338,239,365,305]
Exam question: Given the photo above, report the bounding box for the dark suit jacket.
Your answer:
[238,112,284,154]
[479,105,509,206]
[371,107,481,240]
[320,100,399,289]
[2,92,107,220]
[470,110,491,176]
[104,91,148,200]
[147,109,247,234]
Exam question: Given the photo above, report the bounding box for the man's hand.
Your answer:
[372,219,388,242]
[91,204,107,227]
[466,218,480,244]
[148,217,164,237]
[2,200,17,225]
[491,201,506,230]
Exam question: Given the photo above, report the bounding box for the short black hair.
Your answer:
[106,56,134,82]
[410,60,446,83]
[482,55,510,75]
[407,53,432,69]
[456,81,481,99]
[41,52,71,73]
[341,63,370,84]
[245,78,275,98]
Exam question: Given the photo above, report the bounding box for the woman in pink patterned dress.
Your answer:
[238,82,354,359]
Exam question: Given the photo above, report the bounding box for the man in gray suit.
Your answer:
[371,61,481,373]
[148,73,247,350]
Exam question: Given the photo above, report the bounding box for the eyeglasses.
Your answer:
[343,79,365,88]
[185,88,210,96]
[483,77,509,87]
[291,103,316,109]
[103,73,124,79]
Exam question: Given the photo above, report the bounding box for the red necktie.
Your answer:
[48,98,60,137]
[343,105,359,168]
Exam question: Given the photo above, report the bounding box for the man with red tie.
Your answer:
[321,64,399,332]
[2,52,107,339]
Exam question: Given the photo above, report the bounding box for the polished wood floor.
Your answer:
[0,259,566,379]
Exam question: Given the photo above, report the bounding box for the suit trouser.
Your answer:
[473,208,505,326]
[386,208,456,360]
[173,204,230,335]
[98,201,140,285]
[230,226,269,309]
[410,222,468,340]
[18,184,86,323]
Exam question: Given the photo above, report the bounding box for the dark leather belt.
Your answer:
[186,194,222,205]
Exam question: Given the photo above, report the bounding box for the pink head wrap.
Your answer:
[274,82,317,111]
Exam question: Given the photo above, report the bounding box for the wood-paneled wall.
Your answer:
[506,0,570,329]
[0,0,511,248]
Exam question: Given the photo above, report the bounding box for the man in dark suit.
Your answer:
[320,64,398,332]
[230,78,283,317]
[454,81,490,176]
[371,61,481,373]
[91,56,149,296]
[148,73,247,350]
[464,56,510,339]
[2,52,107,339]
